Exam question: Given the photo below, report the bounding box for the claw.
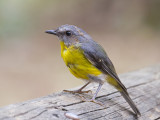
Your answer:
[63,82,91,94]
[79,96,104,106]
[63,89,92,94]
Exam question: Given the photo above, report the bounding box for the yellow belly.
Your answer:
[60,41,102,80]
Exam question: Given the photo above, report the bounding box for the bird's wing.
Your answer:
[80,42,127,91]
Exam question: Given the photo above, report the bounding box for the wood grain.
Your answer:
[0,65,160,120]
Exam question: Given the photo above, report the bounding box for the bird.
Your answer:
[45,24,141,116]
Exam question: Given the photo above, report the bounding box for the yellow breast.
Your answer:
[60,41,102,80]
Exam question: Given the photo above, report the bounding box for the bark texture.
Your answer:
[0,65,160,120]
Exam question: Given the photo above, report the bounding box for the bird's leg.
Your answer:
[81,82,104,106]
[63,81,91,94]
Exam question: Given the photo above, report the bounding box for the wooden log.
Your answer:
[0,65,160,120]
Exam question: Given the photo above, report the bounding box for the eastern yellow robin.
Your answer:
[46,24,141,116]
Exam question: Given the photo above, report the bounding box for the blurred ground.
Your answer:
[0,0,160,107]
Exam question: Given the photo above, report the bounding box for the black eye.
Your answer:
[66,31,72,36]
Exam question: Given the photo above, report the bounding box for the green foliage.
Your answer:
[145,0,160,30]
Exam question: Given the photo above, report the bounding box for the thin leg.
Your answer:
[81,82,104,106]
[63,81,91,94]
[92,82,103,100]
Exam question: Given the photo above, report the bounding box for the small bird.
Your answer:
[46,24,141,116]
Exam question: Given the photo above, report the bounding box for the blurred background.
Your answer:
[0,0,160,107]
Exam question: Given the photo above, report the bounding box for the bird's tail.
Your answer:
[120,90,141,116]
[106,76,141,116]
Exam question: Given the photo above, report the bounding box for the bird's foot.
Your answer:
[63,89,92,94]
[80,96,104,106]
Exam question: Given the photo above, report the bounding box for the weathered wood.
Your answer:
[0,65,160,120]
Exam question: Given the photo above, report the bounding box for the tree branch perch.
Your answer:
[0,65,160,120]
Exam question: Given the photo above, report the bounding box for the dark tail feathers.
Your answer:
[120,91,141,116]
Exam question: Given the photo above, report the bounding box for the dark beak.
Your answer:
[45,30,57,35]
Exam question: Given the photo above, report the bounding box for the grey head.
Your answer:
[45,24,93,46]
